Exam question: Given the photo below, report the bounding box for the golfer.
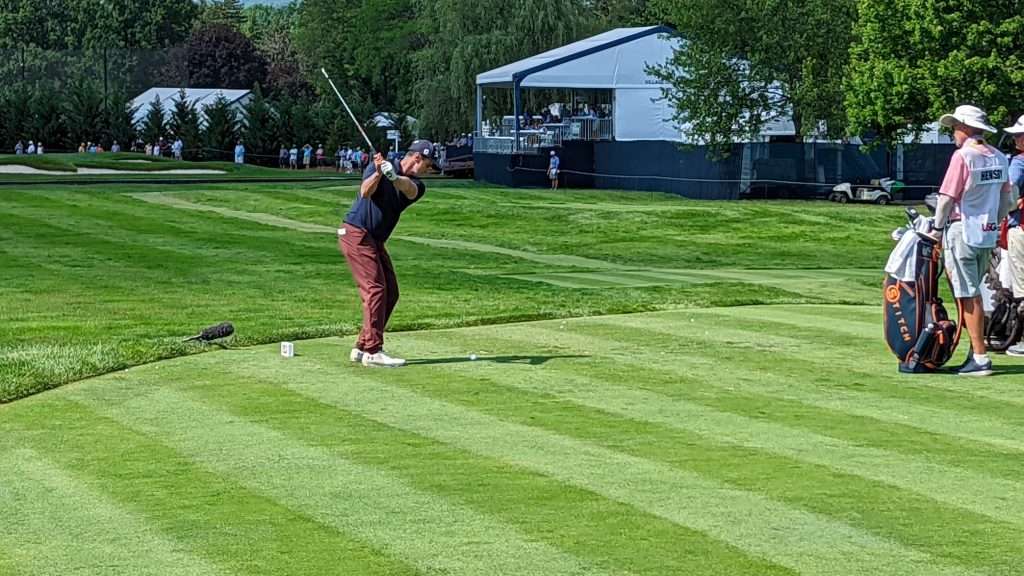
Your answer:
[931,105,1013,376]
[1002,116,1024,356]
[339,140,435,367]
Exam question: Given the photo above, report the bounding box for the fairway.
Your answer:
[3,307,1024,575]
[3,181,1024,575]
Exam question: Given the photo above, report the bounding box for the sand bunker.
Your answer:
[0,165,224,175]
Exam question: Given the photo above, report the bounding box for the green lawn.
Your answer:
[3,180,1023,575]
[1,182,893,401]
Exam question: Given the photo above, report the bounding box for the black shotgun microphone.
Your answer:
[184,322,235,343]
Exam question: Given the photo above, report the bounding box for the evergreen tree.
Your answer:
[29,87,66,150]
[140,95,166,145]
[105,94,138,149]
[241,83,276,161]
[202,94,239,161]
[204,0,246,28]
[168,89,202,160]
[63,79,107,149]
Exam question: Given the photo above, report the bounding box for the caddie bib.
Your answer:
[957,144,1007,248]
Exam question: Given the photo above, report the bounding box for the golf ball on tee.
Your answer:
[469,354,478,361]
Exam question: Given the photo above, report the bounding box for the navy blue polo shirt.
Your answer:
[344,161,425,242]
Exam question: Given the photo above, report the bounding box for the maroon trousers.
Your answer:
[339,223,398,354]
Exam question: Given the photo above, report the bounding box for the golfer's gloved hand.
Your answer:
[380,161,397,181]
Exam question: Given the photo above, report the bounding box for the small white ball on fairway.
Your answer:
[469,354,478,361]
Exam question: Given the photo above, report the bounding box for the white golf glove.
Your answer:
[380,161,397,181]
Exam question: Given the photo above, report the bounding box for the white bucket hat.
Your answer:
[1004,114,1024,134]
[938,105,998,133]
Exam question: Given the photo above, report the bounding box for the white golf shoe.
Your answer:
[361,351,406,368]
[350,348,365,363]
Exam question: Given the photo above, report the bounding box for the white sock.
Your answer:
[973,353,990,364]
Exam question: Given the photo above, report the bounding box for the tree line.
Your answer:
[2,0,1018,157]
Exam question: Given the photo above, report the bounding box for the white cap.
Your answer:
[939,105,998,133]
[1005,114,1024,134]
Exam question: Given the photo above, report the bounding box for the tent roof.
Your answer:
[475,26,677,89]
[132,88,251,125]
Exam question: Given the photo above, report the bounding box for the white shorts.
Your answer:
[1007,226,1024,298]
[944,222,993,299]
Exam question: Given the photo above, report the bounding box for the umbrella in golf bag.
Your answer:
[883,207,963,373]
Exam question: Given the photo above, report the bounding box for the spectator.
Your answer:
[145,143,152,156]
[36,142,43,155]
[173,137,184,160]
[234,140,246,165]
[96,144,104,153]
[26,141,36,155]
[548,150,560,190]
[15,141,23,155]
[1002,116,1024,357]
[78,142,86,153]
[289,145,299,169]
[153,140,161,157]
[316,144,325,168]
[302,143,312,169]
[335,145,344,172]
[279,145,289,169]
[111,141,121,153]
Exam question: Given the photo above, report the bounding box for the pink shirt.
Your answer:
[938,140,1009,220]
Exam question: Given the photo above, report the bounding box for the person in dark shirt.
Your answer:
[339,139,436,367]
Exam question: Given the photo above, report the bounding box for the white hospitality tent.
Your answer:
[475,26,682,144]
[131,88,252,127]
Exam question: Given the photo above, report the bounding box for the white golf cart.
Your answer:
[830,177,903,205]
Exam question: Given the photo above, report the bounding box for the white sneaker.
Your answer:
[361,351,406,368]
[1007,344,1024,357]
[350,348,365,363]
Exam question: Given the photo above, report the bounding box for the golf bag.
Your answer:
[883,208,963,373]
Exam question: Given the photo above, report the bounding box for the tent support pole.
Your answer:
[475,85,483,137]
[513,79,522,153]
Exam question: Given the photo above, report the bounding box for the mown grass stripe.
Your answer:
[515,320,1024,453]
[70,384,613,576]
[216,346,981,576]
[390,329,1024,525]
[693,306,1024,405]
[2,398,417,576]
[0,448,223,576]
[598,311,1024,421]
[181,372,792,576]
[596,311,1024,419]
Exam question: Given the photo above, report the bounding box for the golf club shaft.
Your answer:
[320,68,376,154]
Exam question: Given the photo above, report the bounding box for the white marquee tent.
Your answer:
[131,88,252,127]
[475,26,682,142]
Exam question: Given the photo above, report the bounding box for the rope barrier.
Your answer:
[507,164,940,191]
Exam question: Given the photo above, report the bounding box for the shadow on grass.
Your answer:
[406,354,588,366]
[994,365,1024,376]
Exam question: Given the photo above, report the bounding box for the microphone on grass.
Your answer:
[183,322,235,343]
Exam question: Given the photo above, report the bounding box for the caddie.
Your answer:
[931,105,1013,376]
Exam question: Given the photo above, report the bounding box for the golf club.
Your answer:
[321,68,376,155]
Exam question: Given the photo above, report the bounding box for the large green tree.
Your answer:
[64,79,107,148]
[169,89,203,159]
[845,0,1024,145]
[186,22,269,89]
[202,95,240,160]
[241,84,277,159]
[414,0,595,139]
[649,0,856,152]
[140,95,167,145]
